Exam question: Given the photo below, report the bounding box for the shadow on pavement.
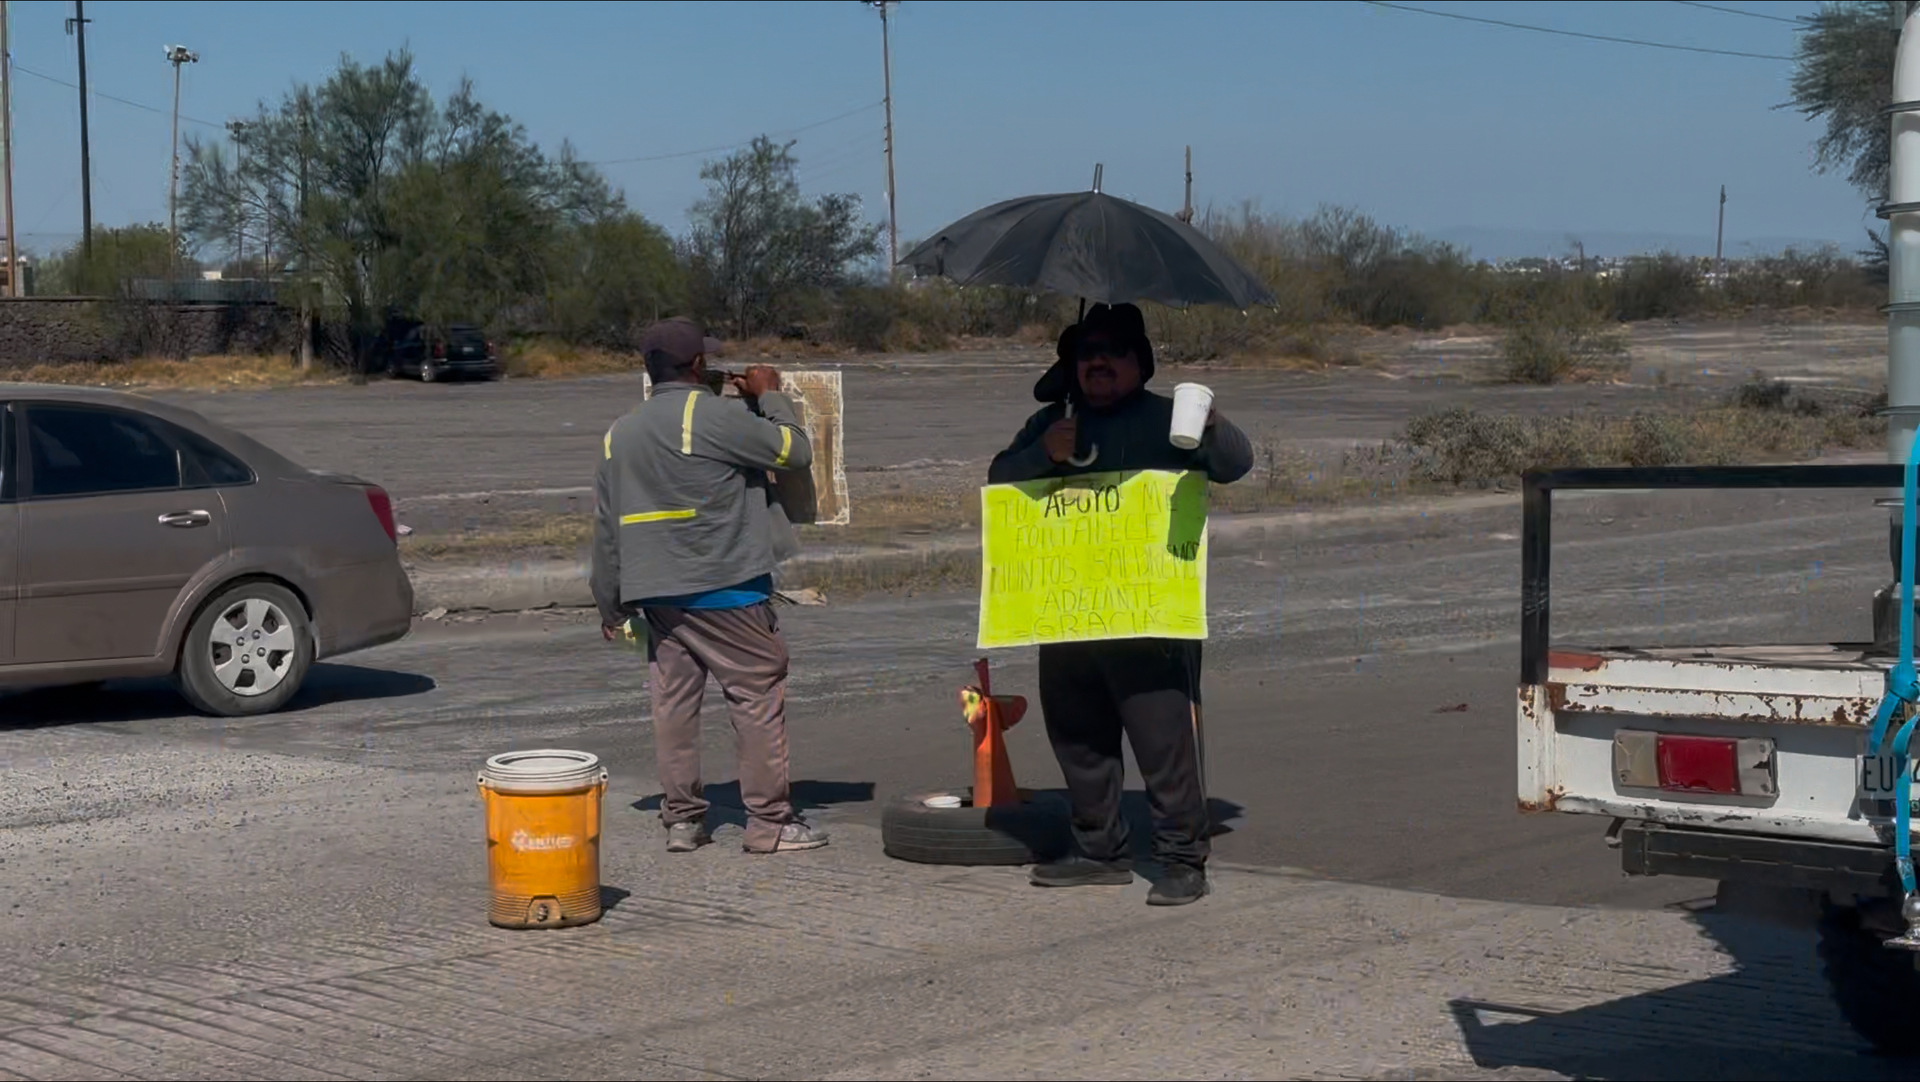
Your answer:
[600,885,631,913]
[1022,787,1248,844]
[0,663,437,729]
[1448,908,1920,1081]
[632,780,876,831]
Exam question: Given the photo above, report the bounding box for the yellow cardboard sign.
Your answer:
[977,469,1209,649]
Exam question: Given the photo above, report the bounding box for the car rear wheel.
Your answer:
[175,581,313,718]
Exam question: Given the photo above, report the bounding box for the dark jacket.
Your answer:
[987,388,1254,486]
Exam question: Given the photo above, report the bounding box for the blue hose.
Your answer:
[1867,433,1920,896]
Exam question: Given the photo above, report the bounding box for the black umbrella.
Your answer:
[897,171,1276,311]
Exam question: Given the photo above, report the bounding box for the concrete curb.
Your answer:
[404,491,1531,616]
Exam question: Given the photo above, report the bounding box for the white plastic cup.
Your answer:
[1170,382,1214,450]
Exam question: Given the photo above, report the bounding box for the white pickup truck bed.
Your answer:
[1520,644,1896,847]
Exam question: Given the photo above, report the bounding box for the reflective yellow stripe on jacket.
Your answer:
[681,389,699,455]
[620,508,697,525]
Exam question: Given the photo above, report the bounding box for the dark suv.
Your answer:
[381,321,500,382]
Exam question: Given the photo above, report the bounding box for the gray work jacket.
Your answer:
[590,382,812,623]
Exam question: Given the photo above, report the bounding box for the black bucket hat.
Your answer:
[1031,303,1155,404]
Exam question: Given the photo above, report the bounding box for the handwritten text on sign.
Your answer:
[977,469,1209,649]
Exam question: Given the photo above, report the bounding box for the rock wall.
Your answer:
[0,297,300,367]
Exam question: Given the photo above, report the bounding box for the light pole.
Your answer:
[165,43,197,276]
[861,1,898,279]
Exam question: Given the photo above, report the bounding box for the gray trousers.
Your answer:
[643,602,795,851]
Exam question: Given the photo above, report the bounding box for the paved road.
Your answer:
[1,483,1907,1079]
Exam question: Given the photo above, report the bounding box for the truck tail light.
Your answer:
[1656,734,1739,794]
[1614,730,1777,797]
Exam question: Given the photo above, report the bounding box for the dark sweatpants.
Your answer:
[1036,637,1208,869]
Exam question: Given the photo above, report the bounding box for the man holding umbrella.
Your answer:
[988,302,1253,905]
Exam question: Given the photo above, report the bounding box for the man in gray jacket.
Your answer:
[591,317,828,855]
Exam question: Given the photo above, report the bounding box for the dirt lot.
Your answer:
[121,316,1886,568]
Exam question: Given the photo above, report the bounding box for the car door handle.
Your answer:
[158,510,212,528]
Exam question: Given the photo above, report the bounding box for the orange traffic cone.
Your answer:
[959,657,1026,808]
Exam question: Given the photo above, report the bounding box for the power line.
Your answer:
[12,60,220,128]
[586,101,882,166]
[1359,1,1796,60]
[1670,1,1808,26]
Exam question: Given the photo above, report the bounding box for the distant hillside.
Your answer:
[1424,225,1866,263]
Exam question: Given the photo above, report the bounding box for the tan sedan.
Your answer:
[0,385,413,717]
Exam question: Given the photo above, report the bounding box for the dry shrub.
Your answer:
[501,341,642,379]
[1402,401,1885,489]
[1498,320,1630,384]
[0,353,342,390]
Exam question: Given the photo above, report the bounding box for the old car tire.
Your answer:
[175,581,315,718]
[880,788,1071,867]
[1817,905,1920,1056]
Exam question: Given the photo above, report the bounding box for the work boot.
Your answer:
[746,818,829,854]
[1029,855,1135,888]
[1147,863,1209,906]
[666,821,712,853]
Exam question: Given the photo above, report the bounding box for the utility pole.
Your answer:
[165,43,198,277]
[296,106,312,370]
[1,1,18,298]
[66,1,91,259]
[227,120,246,269]
[863,1,899,278]
[1714,184,1727,283]
[1177,145,1193,224]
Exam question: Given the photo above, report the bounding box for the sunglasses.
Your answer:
[1077,338,1133,361]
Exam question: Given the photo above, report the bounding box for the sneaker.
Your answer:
[1147,863,1209,906]
[1029,855,1135,888]
[666,821,712,853]
[745,819,829,854]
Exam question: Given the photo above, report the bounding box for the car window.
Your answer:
[26,404,182,498]
[167,423,254,487]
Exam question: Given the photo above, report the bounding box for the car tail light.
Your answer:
[1614,730,1777,797]
[433,341,446,359]
[365,486,398,543]
[486,340,495,356]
